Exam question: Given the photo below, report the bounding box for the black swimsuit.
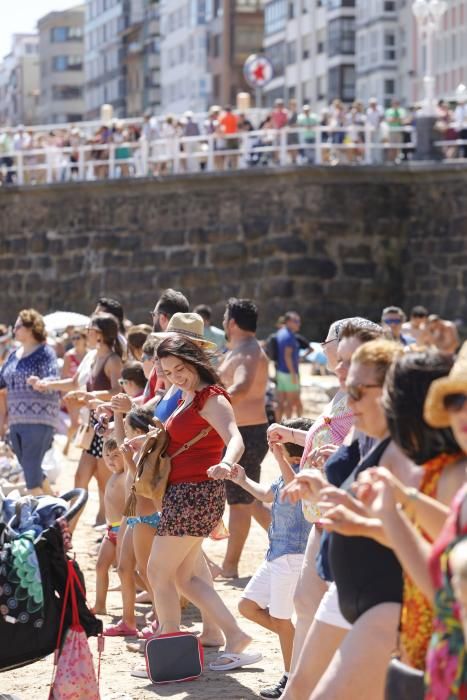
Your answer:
[328,437,403,624]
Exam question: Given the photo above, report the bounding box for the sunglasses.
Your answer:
[142,353,153,361]
[346,383,381,401]
[383,318,402,325]
[71,334,83,341]
[321,337,337,348]
[443,393,467,413]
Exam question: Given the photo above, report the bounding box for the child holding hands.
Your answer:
[93,437,126,615]
[213,418,312,698]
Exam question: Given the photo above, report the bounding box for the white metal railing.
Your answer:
[0,125,418,186]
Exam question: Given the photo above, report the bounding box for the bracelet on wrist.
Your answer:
[221,460,232,468]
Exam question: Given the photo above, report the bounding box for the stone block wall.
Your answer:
[0,165,466,338]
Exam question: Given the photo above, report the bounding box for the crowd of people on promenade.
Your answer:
[2,93,467,185]
[0,290,465,698]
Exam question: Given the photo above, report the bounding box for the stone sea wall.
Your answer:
[0,164,466,338]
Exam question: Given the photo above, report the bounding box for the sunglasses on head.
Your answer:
[346,383,382,401]
[443,393,467,413]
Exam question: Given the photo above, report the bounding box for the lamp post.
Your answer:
[412,0,447,158]
[412,0,447,116]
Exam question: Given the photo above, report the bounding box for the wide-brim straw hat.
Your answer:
[152,312,217,351]
[424,341,467,427]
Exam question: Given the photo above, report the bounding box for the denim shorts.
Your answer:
[9,423,54,489]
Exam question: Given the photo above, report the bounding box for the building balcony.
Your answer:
[128,41,144,54]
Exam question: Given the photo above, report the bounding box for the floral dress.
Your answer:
[425,484,467,700]
[401,452,464,669]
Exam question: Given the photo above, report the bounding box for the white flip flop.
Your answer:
[209,651,263,672]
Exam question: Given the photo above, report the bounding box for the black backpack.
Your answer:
[265,333,279,363]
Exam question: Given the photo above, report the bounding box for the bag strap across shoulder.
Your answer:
[170,427,212,460]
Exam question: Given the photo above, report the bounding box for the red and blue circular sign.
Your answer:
[243,54,274,88]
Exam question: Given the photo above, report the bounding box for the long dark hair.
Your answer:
[383,349,459,464]
[90,313,123,358]
[156,334,222,387]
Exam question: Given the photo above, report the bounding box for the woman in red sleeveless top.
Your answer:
[147,335,261,667]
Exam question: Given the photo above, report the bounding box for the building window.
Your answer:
[384,79,395,95]
[265,40,286,77]
[384,0,396,10]
[264,0,287,35]
[327,0,355,9]
[328,17,355,58]
[384,31,396,61]
[52,85,83,100]
[317,28,325,54]
[52,55,83,71]
[328,64,355,101]
[51,26,83,42]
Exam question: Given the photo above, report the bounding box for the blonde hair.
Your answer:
[18,308,47,343]
[351,339,402,385]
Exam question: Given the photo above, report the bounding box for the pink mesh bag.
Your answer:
[49,560,101,700]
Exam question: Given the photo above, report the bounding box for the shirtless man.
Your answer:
[401,305,432,345]
[427,314,460,355]
[217,298,271,578]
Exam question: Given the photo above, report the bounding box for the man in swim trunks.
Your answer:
[218,298,271,578]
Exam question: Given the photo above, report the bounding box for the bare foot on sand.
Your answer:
[135,590,152,604]
[91,606,107,615]
[208,561,238,580]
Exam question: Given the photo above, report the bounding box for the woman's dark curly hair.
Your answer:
[383,349,459,464]
[156,334,222,387]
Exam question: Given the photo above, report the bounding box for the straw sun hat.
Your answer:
[424,341,467,428]
[152,312,217,351]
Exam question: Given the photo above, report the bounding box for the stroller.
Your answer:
[0,488,102,672]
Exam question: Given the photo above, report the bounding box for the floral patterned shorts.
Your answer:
[157,480,226,537]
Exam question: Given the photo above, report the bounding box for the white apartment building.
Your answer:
[142,0,161,113]
[355,0,412,107]
[263,0,355,109]
[263,0,327,108]
[84,0,126,118]
[160,0,210,115]
[37,5,86,124]
[0,34,40,126]
[356,0,467,109]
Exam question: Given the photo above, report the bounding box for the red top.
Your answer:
[165,385,230,484]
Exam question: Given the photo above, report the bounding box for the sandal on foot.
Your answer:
[137,620,160,639]
[103,620,138,637]
[209,651,262,671]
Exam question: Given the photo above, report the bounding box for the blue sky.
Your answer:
[0,0,82,59]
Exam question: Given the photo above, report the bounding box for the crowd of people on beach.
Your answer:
[0,290,465,699]
[2,93,467,185]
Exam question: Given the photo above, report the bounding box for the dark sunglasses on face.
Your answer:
[443,393,467,413]
[142,353,153,361]
[383,318,402,325]
[71,334,83,341]
[346,383,382,402]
